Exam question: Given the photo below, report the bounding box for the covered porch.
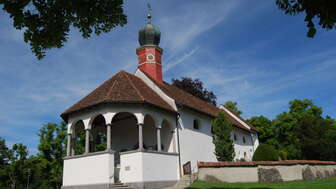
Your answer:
[62,109,180,188]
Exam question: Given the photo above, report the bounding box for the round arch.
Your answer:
[90,114,107,152]
[111,112,139,153]
[143,114,157,150]
[161,119,175,152]
[72,120,85,155]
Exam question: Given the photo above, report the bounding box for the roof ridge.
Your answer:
[123,72,145,101]
[166,82,219,108]
[223,106,257,131]
[106,79,118,100]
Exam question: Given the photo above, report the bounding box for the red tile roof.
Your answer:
[140,71,256,132]
[61,70,257,133]
[61,71,176,121]
[198,160,336,168]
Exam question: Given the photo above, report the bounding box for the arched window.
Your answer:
[193,119,200,130]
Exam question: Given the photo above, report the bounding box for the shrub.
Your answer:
[278,150,288,160]
[252,144,278,161]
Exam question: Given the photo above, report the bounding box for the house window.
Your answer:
[193,119,200,130]
[243,136,246,143]
[233,134,237,141]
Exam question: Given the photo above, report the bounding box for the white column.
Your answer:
[172,130,177,153]
[85,129,90,154]
[67,133,72,156]
[106,124,112,151]
[138,123,144,151]
[157,127,162,152]
[71,133,75,156]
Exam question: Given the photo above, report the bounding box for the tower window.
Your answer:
[193,119,200,130]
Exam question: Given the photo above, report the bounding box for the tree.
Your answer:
[322,117,336,160]
[272,99,323,160]
[0,0,127,59]
[296,115,328,160]
[37,122,67,189]
[212,112,234,161]
[172,77,217,105]
[0,138,9,188]
[275,0,336,37]
[296,115,336,161]
[247,116,276,145]
[223,101,243,115]
[0,142,30,189]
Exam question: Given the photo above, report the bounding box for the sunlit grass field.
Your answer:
[188,178,336,189]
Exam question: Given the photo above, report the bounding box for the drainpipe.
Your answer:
[176,112,182,178]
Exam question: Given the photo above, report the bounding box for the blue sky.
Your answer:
[0,0,335,154]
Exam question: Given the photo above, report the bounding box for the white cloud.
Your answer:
[164,46,199,72]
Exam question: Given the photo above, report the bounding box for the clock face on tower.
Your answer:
[146,53,154,61]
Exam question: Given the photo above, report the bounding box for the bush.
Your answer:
[252,144,278,161]
[278,150,288,160]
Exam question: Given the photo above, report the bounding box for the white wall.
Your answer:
[120,151,179,183]
[178,108,259,172]
[178,109,217,173]
[198,164,336,183]
[120,152,143,183]
[63,153,114,186]
[231,128,257,161]
[142,152,179,182]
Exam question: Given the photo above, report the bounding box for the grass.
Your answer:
[187,178,336,189]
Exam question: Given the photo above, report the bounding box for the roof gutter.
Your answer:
[61,101,177,123]
[176,112,182,178]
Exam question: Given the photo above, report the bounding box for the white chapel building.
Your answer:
[61,14,259,189]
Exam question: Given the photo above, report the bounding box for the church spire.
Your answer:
[147,3,152,23]
[136,4,163,84]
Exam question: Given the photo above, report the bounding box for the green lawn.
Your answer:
[188,178,336,189]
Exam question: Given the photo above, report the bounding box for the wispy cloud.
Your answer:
[164,46,199,72]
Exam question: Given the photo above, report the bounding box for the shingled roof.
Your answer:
[61,71,176,121]
[156,82,257,132]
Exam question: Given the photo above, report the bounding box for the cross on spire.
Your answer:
[147,3,152,23]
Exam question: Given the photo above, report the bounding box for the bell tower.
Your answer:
[136,9,163,84]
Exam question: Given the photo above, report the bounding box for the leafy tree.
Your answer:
[223,101,243,115]
[296,115,336,161]
[0,142,30,189]
[0,0,127,59]
[289,99,322,118]
[271,99,324,160]
[272,112,301,159]
[0,138,7,167]
[172,77,217,105]
[37,122,67,189]
[212,112,234,161]
[275,0,336,37]
[296,115,328,160]
[247,116,277,145]
[322,117,336,160]
[252,143,278,161]
[0,138,9,188]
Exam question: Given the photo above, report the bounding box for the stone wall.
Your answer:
[197,160,336,183]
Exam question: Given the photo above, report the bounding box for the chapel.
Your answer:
[61,13,259,189]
